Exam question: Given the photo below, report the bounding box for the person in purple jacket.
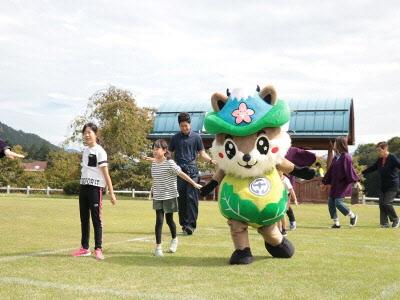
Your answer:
[321,136,359,228]
[0,138,25,159]
[285,147,317,230]
[362,141,400,228]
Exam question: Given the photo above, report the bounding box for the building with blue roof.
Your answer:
[149,98,355,151]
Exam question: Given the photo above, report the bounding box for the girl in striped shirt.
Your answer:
[146,139,202,257]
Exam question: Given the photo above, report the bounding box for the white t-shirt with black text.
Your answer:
[80,144,108,188]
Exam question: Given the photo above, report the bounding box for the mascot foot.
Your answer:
[229,247,253,265]
[265,237,295,258]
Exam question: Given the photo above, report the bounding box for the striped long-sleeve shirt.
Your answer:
[151,159,182,201]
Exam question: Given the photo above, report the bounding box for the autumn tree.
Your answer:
[66,86,155,190]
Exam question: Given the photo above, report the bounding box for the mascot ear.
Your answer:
[259,85,277,105]
[211,93,228,112]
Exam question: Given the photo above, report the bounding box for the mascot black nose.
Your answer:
[242,154,251,162]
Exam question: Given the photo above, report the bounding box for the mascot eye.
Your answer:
[256,137,269,155]
[224,141,236,159]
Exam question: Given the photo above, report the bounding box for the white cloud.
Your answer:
[0,0,399,146]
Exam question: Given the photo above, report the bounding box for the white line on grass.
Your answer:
[0,276,180,299]
[372,282,400,300]
[0,236,153,263]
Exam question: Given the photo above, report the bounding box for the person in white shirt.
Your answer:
[72,123,116,260]
[279,171,299,236]
[144,139,202,257]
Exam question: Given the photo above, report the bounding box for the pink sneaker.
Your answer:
[72,247,91,257]
[95,248,104,260]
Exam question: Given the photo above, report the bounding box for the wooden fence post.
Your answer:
[132,189,135,198]
[27,186,30,196]
[46,187,50,196]
[7,185,10,194]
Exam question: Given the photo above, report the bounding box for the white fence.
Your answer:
[0,185,151,199]
[0,186,63,196]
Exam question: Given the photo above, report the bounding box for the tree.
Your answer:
[66,86,155,190]
[45,150,81,188]
[0,145,25,186]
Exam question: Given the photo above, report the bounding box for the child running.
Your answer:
[72,123,116,260]
[279,171,299,236]
[0,138,25,159]
[147,139,202,257]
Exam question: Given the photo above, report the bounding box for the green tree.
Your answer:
[66,86,155,190]
[0,145,25,186]
[19,171,48,188]
[388,136,400,158]
[45,150,81,188]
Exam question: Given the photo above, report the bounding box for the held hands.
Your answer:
[4,149,25,159]
[193,183,202,190]
[200,180,219,197]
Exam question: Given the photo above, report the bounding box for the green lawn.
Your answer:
[0,195,399,300]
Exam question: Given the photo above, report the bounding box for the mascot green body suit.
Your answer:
[200,85,314,264]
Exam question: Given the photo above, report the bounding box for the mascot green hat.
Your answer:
[204,85,290,137]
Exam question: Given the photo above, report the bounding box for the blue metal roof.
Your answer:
[287,98,352,137]
[150,99,354,141]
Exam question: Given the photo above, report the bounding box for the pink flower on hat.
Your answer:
[232,102,254,124]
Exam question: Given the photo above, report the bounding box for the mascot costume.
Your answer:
[200,85,314,264]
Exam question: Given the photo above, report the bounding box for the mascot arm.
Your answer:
[277,158,315,180]
[200,169,225,197]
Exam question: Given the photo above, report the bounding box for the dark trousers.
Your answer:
[286,206,295,222]
[379,190,399,225]
[177,176,199,230]
[155,210,177,244]
[79,185,103,249]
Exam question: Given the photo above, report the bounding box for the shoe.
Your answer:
[184,226,193,235]
[289,222,297,231]
[72,247,91,257]
[169,238,178,253]
[350,215,358,227]
[94,248,104,260]
[281,229,288,236]
[392,219,400,228]
[154,247,164,257]
[331,224,341,229]
[381,224,389,228]
[229,247,253,265]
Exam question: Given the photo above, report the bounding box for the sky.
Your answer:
[1,0,399,148]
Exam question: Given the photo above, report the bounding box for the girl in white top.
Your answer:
[279,171,299,236]
[144,139,202,257]
[72,123,116,260]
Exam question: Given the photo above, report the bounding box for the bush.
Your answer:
[63,180,80,195]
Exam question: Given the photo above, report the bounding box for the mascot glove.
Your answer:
[200,180,219,197]
[290,166,316,180]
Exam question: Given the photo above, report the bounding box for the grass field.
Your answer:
[1,195,400,300]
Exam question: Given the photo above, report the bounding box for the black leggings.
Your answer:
[155,210,176,244]
[286,206,295,222]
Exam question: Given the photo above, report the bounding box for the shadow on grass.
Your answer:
[104,251,272,267]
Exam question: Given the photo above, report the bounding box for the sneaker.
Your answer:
[72,247,91,257]
[154,247,164,257]
[169,238,178,253]
[350,215,358,227]
[392,219,400,228]
[94,248,104,260]
[281,229,288,236]
[331,224,341,229]
[184,226,194,235]
[381,224,389,228]
[289,221,297,231]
